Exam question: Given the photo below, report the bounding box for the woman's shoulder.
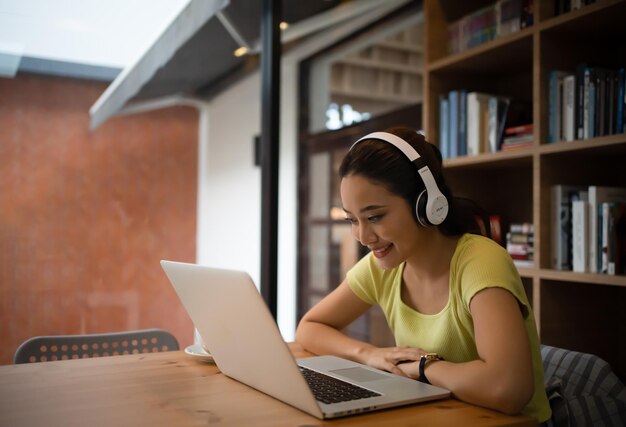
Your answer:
[457,233,508,257]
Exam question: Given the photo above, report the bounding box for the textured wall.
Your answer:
[0,74,199,365]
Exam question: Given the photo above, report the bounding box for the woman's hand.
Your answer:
[358,346,424,377]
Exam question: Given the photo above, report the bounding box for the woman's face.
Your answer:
[341,174,421,270]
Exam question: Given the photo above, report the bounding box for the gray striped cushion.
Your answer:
[541,345,626,427]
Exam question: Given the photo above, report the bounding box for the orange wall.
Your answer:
[0,74,199,365]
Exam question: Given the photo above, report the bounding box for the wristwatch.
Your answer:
[418,353,443,384]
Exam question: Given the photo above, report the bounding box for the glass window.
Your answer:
[308,18,424,133]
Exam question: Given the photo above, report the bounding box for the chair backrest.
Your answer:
[541,344,626,426]
[13,328,180,364]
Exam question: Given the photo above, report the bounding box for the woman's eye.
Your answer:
[368,215,383,223]
[344,217,357,225]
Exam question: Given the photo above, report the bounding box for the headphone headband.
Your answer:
[352,132,420,161]
[349,131,449,226]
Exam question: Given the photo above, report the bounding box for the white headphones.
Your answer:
[350,132,449,227]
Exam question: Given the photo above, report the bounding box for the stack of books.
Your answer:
[501,123,533,151]
[506,223,534,268]
[447,0,534,55]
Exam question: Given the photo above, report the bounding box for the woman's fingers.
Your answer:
[388,347,422,364]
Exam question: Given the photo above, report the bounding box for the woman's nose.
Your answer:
[354,222,376,246]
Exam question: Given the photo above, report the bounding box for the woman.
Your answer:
[296,127,551,423]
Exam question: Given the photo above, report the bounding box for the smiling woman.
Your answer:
[295,126,552,424]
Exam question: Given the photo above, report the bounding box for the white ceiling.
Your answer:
[0,0,190,68]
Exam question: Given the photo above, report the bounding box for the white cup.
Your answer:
[193,328,210,354]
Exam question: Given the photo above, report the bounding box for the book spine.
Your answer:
[601,202,610,273]
[583,67,591,139]
[467,93,479,156]
[496,97,511,150]
[596,69,606,137]
[572,200,588,273]
[614,203,626,275]
[575,64,586,139]
[439,96,450,160]
[505,123,533,134]
[449,91,459,158]
[597,203,604,273]
[488,96,498,152]
[588,69,596,138]
[459,90,467,156]
[608,202,616,275]
[552,185,566,269]
[607,70,616,135]
[549,70,559,143]
[563,74,575,141]
[503,134,534,143]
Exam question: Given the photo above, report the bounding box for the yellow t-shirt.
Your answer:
[346,233,551,423]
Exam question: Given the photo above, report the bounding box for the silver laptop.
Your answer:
[160,260,450,419]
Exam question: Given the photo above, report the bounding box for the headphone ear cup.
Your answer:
[415,190,431,227]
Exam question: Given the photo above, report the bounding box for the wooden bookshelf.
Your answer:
[424,0,626,379]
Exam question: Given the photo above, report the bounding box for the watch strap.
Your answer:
[418,353,442,384]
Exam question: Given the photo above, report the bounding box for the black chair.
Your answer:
[541,344,626,426]
[13,328,179,364]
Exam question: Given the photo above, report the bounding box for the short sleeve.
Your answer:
[346,253,378,305]
[457,237,530,319]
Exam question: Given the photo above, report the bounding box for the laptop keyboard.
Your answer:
[299,366,381,404]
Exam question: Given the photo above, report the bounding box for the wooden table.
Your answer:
[0,342,536,426]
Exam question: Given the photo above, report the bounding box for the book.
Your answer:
[572,199,589,273]
[466,92,491,156]
[449,90,460,158]
[575,63,587,139]
[607,69,616,135]
[548,70,569,143]
[584,67,597,139]
[507,232,534,244]
[617,68,625,134]
[487,95,510,152]
[610,202,626,275]
[604,202,626,275]
[500,139,533,151]
[587,186,626,273]
[552,185,586,270]
[595,68,607,137]
[510,222,534,234]
[601,202,610,273]
[504,123,533,135]
[562,74,575,141]
[506,242,534,256]
[439,95,450,159]
[459,90,468,156]
[502,134,533,143]
[514,259,534,269]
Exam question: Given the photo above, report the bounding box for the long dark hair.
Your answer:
[339,126,483,237]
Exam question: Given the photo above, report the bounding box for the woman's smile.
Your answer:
[370,243,393,259]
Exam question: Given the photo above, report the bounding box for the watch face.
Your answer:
[424,353,440,361]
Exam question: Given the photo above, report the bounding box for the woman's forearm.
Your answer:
[404,359,533,415]
[295,320,375,364]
